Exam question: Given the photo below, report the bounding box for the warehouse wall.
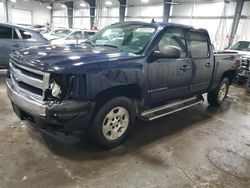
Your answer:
[236,1,250,43]
[52,3,68,28]
[126,4,163,22]
[0,0,6,22]
[49,0,250,48]
[7,0,50,25]
[97,7,119,29]
[73,8,90,29]
[124,1,250,50]
[170,1,236,50]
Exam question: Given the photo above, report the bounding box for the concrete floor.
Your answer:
[1,77,250,188]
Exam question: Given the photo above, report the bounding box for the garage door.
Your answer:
[11,9,32,25]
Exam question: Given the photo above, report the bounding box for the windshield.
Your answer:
[87,24,157,54]
[229,41,250,52]
[50,29,71,38]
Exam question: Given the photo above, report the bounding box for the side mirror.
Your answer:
[154,45,181,59]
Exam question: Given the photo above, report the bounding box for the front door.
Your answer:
[146,28,192,104]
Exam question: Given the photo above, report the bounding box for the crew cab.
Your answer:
[6,22,239,149]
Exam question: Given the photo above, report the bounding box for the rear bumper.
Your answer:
[6,78,95,132]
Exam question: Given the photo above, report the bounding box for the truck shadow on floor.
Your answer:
[25,98,235,162]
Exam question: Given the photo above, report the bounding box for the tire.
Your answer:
[88,97,136,149]
[207,78,229,106]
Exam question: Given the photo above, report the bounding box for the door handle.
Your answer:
[205,62,212,68]
[180,65,190,72]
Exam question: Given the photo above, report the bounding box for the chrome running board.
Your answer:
[140,96,204,121]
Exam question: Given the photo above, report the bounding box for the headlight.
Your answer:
[47,74,87,100]
[51,82,61,98]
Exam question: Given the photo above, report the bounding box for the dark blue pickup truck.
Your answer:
[6,22,239,148]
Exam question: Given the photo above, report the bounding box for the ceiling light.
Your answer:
[47,5,52,9]
[10,0,16,3]
[164,2,180,5]
[141,0,149,3]
[61,4,67,8]
[105,1,112,6]
[80,3,87,7]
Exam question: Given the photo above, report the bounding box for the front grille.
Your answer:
[9,57,50,100]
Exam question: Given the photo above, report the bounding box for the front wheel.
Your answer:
[207,78,229,106]
[88,97,136,149]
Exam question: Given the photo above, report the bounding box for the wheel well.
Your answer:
[221,70,237,84]
[94,84,142,109]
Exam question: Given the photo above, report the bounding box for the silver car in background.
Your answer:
[0,23,49,74]
[43,28,97,45]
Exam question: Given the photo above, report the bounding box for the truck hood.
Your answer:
[12,44,140,73]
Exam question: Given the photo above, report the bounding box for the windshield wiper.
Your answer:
[96,44,123,52]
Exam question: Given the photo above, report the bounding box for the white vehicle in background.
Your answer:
[43,28,97,45]
[43,28,71,40]
[226,41,250,83]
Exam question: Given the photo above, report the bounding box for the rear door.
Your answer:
[147,28,192,103]
[187,30,214,94]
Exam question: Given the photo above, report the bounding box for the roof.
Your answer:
[111,21,207,31]
[0,22,39,33]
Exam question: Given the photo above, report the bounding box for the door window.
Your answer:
[0,26,12,39]
[19,29,32,39]
[188,31,209,58]
[158,28,187,58]
[67,31,83,40]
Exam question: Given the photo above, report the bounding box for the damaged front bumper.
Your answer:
[6,78,95,132]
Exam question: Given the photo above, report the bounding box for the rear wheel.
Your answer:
[207,78,229,106]
[88,97,136,149]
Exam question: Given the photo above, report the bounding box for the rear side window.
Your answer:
[19,29,32,39]
[188,31,209,58]
[0,26,12,39]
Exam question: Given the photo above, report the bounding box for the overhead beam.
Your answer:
[119,0,126,22]
[50,3,53,26]
[228,0,245,47]
[5,0,9,23]
[65,1,73,28]
[163,0,172,23]
[85,0,96,29]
